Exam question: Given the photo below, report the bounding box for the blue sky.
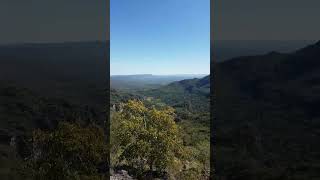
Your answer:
[110,0,210,75]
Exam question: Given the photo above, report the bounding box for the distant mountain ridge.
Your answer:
[0,41,108,105]
[217,40,320,97]
[111,74,208,90]
[213,40,317,62]
[165,75,210,95]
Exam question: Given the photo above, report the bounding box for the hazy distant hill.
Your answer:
[0,41,108,105]
[217,40,320,112]
[111,74,207,90]
[156,75,210,97]
[215,40,320,179]
[213,40,316,62]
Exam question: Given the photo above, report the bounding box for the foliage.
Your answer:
[111,99,210,179]
[22,122,108,180]
[111,100,182,173]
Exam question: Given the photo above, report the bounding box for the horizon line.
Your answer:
[1,39,318,46]
[110,73,209,76]
[0,40,109,46]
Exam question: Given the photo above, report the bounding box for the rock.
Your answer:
[110,170,134,180]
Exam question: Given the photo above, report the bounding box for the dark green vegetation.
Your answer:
[110,75,210,179]
[215,41,320,179]
[0,42,108,179]
[141,76,210,113]
[23,122,108,180]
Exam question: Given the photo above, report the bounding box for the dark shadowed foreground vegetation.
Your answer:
[0,83,109,180]
[0,42,109,179]
[20,122,108,179]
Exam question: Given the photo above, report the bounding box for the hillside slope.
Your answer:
[215,40,320,179]
[142,75,210,114]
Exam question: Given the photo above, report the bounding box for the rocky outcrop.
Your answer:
[110,170,134,180]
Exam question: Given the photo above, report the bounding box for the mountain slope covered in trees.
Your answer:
[215,40,320,179]
[140,75,210,113]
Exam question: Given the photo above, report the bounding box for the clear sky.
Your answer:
[110,0,210,75]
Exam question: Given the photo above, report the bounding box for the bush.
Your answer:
[22,122,108,180]
[111,100,183,175]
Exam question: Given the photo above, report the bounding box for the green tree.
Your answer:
[111,100,183,174]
